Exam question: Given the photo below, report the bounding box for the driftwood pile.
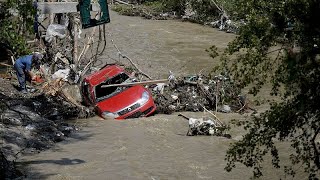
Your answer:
[152,73,254,114]
[179,113,231,138]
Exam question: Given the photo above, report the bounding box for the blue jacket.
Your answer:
[15,55,33,71]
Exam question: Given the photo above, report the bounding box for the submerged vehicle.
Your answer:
[81,65,156,119]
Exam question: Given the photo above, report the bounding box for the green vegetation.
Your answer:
[158,0,186,15]
[111,2,165,18]
[143,1,165,13]
[111,4,141,16]
[212,0,320,178]
[112,0,235,23]
[111,0,189,17]
[0,0,35,56]
[188,0,219,22]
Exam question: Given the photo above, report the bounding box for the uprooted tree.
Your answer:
[214,0,320,178]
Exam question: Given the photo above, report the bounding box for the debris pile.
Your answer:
[0,78,94,178]
[179,113,231,137]
[0,89,90,158]
[152,73,253,114]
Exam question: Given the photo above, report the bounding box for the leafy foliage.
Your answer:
[188,0,220,22]
[219,0,320,178]
[160,0,186,15]
[0,0,35,56]
[112,1,166,17]
[116,0,186,15]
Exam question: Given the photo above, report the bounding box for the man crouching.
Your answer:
[14,52,43,94]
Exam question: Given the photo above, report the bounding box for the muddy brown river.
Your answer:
[18,11,307,179]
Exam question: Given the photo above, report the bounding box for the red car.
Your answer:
[81,65,156,119]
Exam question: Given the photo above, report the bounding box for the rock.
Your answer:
[1,110,22,126]
[11,104,43,122]
[210,20,220,28]
[32,101,42,111]
[160,13,169,17]
[54,131,65,142]
[61,85,83,105]
[25,124,36,131]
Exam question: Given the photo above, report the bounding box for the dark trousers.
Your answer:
[14,64,27,91]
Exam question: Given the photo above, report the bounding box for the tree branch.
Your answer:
[108,34,152,80]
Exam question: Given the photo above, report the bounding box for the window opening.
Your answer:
[95,73,129,102]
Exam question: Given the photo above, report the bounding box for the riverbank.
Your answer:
[0,78,91,178]
[110,2,240,34]
[110,3,218,25]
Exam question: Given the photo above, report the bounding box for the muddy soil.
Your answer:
[17,11,307,179]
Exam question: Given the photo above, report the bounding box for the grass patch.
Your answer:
[111,4,142,16]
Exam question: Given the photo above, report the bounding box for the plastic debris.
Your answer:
[188,117,216,135]
[45,24,67,43]
[153,83,166,93]
[152,73,252,114]
[52,68,70,81]
[179,113,230,137]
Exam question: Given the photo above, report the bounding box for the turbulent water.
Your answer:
[17,11,307,180]
[85,10,235,79]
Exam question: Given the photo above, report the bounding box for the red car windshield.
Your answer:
[94,73,130,102]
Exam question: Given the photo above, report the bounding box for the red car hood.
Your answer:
[96,85,147,113]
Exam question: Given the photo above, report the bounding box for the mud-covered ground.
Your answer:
[14,10,307,179]
[0,78,89,178]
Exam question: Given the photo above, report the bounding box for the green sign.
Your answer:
[78,0,110,29]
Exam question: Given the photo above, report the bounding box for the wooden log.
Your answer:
[210,0,223,12]
[178,113,190,120]
[184,81,197,85]
[115,0,133,6]
[73,15,79,64]
[110,38,152,80]
[10,55,15,65]
[0,73,12,79]
[48,0,57,24]
[77,26,97,67]
[27,40,37,44]
[101,79,168,88]
[0,63,12,67]
[198,103,224,127]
